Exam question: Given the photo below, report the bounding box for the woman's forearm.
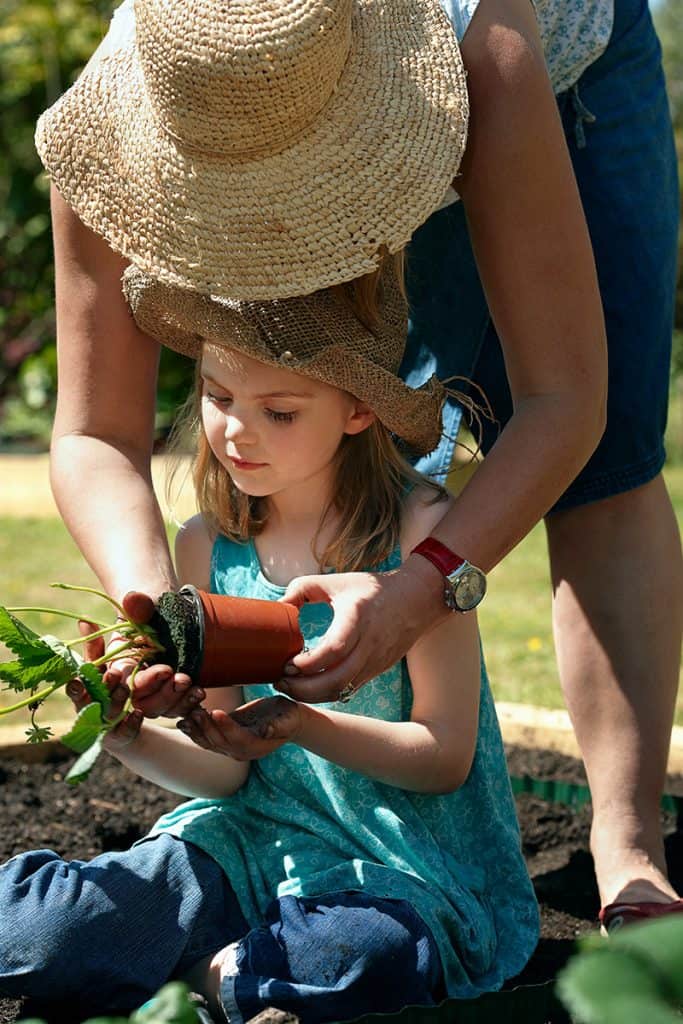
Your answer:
[50,433,177,602]
[109,720,248,798]
[295,705,469,793]
[430,389,605,573]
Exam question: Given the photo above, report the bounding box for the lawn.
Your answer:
[1,465,682,731]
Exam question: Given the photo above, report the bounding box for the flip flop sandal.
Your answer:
[599,898,683,936]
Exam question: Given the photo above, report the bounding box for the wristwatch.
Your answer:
[411,537,487,613]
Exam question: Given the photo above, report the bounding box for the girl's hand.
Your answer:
[177,695,301,760]
[276,559,447,704]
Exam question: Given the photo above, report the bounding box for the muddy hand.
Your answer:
[178,696,301,760]
[117,591,205,719]
[276,562,445,703]
[65,620,142,750]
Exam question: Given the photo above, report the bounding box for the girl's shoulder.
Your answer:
[399,484,454,562]
[174,513,216,590]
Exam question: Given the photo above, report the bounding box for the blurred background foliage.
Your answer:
[0,0,682,453]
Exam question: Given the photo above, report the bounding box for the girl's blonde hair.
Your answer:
[168,251,448,573]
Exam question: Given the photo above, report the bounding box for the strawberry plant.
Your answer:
[0,583,164,783]
[557,914,683,1023]
[18,980,207,1024]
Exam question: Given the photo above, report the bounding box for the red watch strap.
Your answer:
[410,538,466,577]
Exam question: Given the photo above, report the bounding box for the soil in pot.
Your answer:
[0,744,680,1024]
[149,587,304,688]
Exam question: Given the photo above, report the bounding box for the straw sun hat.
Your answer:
[36,0,468,301]
[123,262,448,456]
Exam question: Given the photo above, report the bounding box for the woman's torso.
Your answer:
[148,533,539,999]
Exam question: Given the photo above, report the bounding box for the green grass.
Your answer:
[1,467,681,731]
[478,464,683,723]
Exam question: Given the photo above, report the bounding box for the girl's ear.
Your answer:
[344,400,376,436]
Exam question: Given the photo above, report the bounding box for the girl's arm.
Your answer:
[185,491,480,793]
[50,185,177,604]
[107,515,250,798]
[290,490,479,792]
[278,0,607,702]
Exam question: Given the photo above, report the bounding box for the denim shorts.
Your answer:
[402,0,679,509]
[0,835,442,1023]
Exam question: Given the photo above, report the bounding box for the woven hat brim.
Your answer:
[36,0,468,301]
[124,270,446,455]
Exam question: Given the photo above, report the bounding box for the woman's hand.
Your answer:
[65,620,144,750]
[275,558,447,704]
[113,591,206,719]
[177,695,301,760]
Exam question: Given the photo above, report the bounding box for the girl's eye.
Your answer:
[206,392,231,405]
[266,409,296,423]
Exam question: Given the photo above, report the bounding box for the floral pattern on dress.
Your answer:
[439,0,614,94]
[149,534,539,999]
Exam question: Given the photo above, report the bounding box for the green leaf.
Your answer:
[61,702,106,753]
[0,616,78,692]
[79,662,112,717]
[131,982,200,1023]
[608,914,683,1002]
[25,724,53,744]
[65,733,105,785]
[0,605,43,656]
[42,634,80,674]
[0,654,75,691]
[557,948,662,1023]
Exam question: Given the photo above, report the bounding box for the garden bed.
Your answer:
[0,744,681,1024]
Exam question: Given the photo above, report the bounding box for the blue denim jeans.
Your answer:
[0,835,442,1022]
[402,0,679,508]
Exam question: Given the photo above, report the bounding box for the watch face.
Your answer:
[453,568,487,611]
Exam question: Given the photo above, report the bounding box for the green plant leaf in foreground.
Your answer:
[64,733,105,785]
[17,981,201,1024]
[0,655,76,692]
[557,916,683,1024]
[0,607,79,693]
[0,606,44,657]
[61,702,106,754]
[79,662,112,717]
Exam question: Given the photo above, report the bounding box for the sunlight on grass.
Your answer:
[448,462,683,724]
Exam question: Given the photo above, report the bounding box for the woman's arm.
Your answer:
[278,0,607,701]
[50,185,178,603]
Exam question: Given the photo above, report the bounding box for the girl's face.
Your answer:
[200,345,374,503]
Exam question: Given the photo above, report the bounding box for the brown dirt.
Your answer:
[0,744,681,1024]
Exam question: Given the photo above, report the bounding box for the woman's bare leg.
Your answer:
[546,474,682,908]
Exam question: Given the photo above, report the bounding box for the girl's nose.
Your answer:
[224,412,256,444]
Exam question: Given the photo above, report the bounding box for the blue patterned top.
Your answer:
[149,534,538,997]
[441,0,614,94]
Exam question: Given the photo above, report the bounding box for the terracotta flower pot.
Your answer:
[150,585,304,687]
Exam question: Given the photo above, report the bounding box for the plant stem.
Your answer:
[0,681,64,716]
[64,623,125,648]
[90,641,138,667]
[50,583,126,619]
[7,607,108,628]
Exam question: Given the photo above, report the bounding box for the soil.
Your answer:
[149,587,203,680]
[0,743,681,1024]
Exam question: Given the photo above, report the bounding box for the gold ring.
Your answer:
[338,682,356,704]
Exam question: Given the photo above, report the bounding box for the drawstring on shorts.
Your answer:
[570,83,597,149]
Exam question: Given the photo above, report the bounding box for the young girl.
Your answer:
[0,262,538,1022]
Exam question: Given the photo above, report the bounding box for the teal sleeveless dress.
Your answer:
[149,535,539,999]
